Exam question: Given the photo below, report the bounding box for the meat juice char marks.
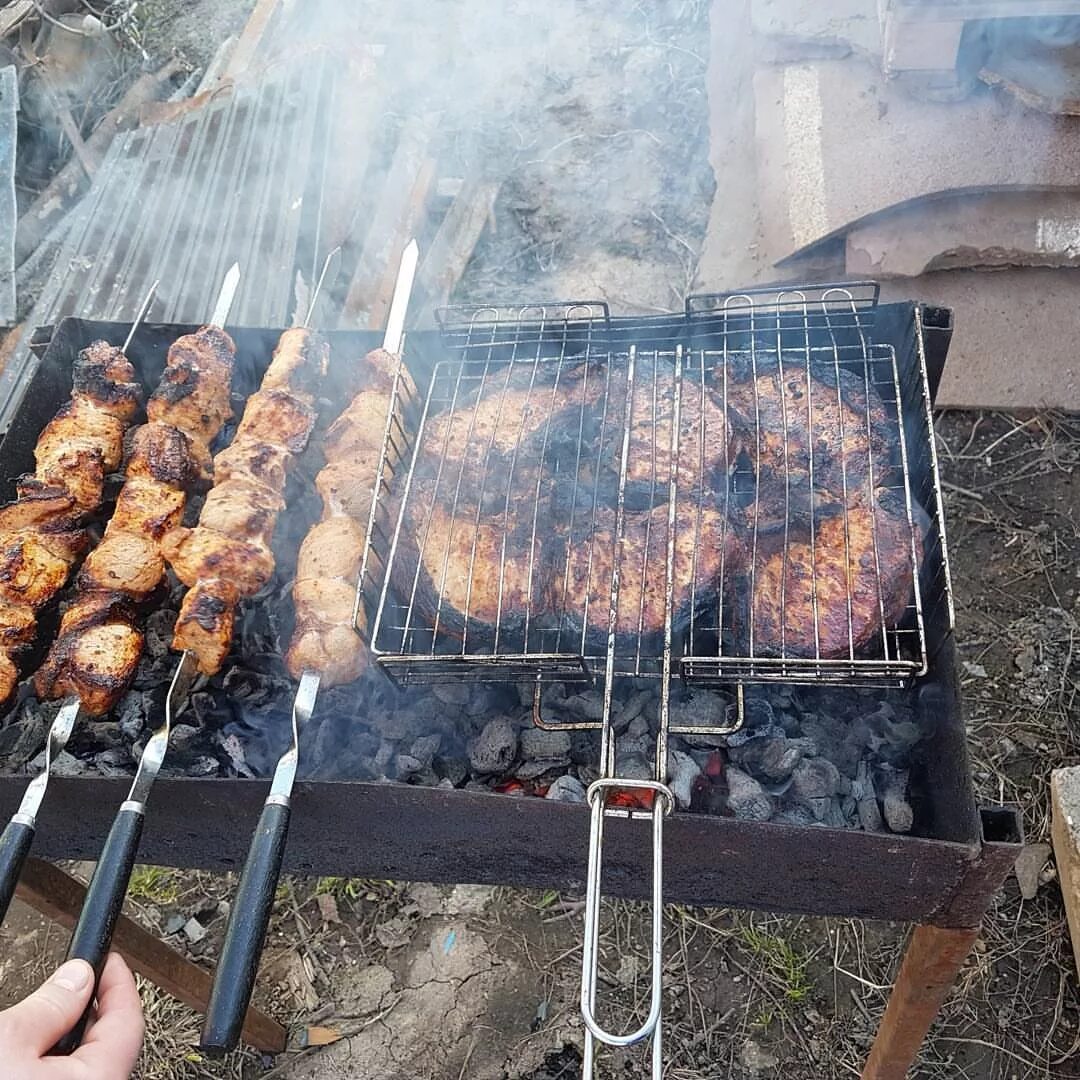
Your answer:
[0,340,142,705]
[395,351,920,663]
[286,347,413,687]
[34,327,235,716]
[164,327,328,676]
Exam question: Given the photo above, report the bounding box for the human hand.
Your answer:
[0,952,144,1078]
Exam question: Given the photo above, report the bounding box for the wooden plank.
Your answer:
[15,858,287,1053]
[862,923,980,1080]
[1052,768,1080,980]
[225,0,282,79]
[415,179,500,317]
[340,116,436,328]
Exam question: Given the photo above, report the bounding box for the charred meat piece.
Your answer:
[35,620,145,716]
[76,533,164,599]
[124,422,206,490]
[171,579,238,676]
[730,365,897,511]
[747,488,919,659]
[71,341,142,421]
[0,530,79,610]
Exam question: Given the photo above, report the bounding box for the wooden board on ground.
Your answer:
[1051,767,1080,981]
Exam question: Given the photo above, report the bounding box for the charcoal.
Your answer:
[432,683,471,708]
[668,691,731,737]
[625,714,649,739]
[465,686,516,718]
[516,758,562,780]
[613,753,652,782]
[169,724,199,754]
[879,766,914,834]
[117,692,151,742]
[775,800,817,827]
[724,766,773,822]
[729,734,803,782]
[791,758,841,800]
[617,732,652,759]
[434,755,469,787]
[560,690,604,721]
[144,609,176,658]
[469,717,518,774]
[372,708,435,743]
[220,733,254,778]
[190,692,220,726]
[0,703,48,767]
[520,727,571,763]
[36,750,82,777]
[853,760,884,831]
[545,775,587,803]
[741,697,775,730]
[374,739,395,770]
[613,688,654,730]
[569,731,595,765]
[187,756,220,776]
[667,749,700,810]
[408,734,443,770]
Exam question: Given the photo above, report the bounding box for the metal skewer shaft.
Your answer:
[201,239,419,1054]
[53,266,240,1056]
[0,276,163,931]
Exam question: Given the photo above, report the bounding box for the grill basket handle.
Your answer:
[200,796,290,1055]
[580,778,672,1079]
[0,816,35,926]
[53,802,144,1054]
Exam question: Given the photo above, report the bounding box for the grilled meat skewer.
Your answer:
[0,341,143,705]
[164,326,327,675]
[34,327,235,714]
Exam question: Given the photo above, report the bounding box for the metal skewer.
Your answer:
[52,266,239,1055]
[0,278,160,930]
[200,239,418,1054]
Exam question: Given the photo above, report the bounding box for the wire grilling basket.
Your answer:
[368,285,942,689]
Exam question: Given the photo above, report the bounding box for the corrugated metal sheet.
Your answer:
[0,48,352,428]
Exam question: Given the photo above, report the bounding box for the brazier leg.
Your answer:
[14,857,287,1053]
[861,922,979,1080]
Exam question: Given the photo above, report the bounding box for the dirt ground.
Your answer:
[1,1,1079,1079]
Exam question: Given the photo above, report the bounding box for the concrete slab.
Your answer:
[753,58,1080,263]
[845,190,1080,277]
[878,267,1080,411]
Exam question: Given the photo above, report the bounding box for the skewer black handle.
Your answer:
[0,818,34,926]
[200,797,290,1055]
[53,804,144,1055]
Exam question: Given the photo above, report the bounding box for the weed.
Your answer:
[128,866,180,905]
[737,922,811,1003]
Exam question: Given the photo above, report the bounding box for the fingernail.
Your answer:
[51,960,91,992]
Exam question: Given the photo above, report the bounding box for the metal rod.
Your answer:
[303,245,342,329]
[121,279,160,353]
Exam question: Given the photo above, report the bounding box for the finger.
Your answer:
[0,959,93,1055]
[72,954,144,1074]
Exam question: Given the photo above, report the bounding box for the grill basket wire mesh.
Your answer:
[367,286,944,689]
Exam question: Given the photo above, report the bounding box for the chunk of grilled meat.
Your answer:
[165,329,327,675]
[730,365,896,515]
[198,479,285,551]
[171,578,238,677]
[557,502,747,648]
[0,530,78,611]
[35,328,235,714]
[0,481,78,534]
[124,422,207,490]
[35,396,125,509]
[314,455,385,521]
[71,341,142,421]
[746,488,920,659]
[404,480,551,637]
[146,326,235,449]
[34,591,144,716]
[213,439,291,492]
[286,577,364,686]
[261,326,330,397]
[235,389,317,454]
